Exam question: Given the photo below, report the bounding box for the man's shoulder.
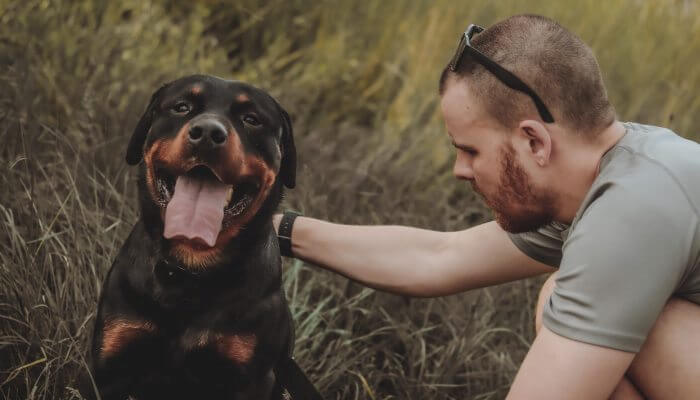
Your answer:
[608,123,700,184]
[607,122,699,166]
[569,124,700,242]
[576,166,696,232]
[588,122,700,216]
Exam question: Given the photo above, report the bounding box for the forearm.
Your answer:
[289,217,449,296]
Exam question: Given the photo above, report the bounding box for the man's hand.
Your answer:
[507,326,635,400]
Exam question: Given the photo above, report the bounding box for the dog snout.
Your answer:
[188,119,228,149]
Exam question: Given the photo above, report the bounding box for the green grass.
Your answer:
[1,0,698,398]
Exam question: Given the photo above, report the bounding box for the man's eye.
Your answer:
[242,114,261,126]
[453,144,477,156]
[170,102,191,115]
[457,145,477,156]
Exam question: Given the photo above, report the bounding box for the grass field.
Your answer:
[1,0,699,399]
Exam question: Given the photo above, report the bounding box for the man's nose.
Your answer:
[453,153,474,180]
[188,119,228,149]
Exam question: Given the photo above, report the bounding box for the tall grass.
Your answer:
[1,0,698,398]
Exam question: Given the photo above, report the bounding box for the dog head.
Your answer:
[126,75,296,267]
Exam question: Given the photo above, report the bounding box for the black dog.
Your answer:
[90,75,299,400]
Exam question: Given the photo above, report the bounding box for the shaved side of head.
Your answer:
[440,15,616,137]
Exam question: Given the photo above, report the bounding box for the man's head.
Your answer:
[439,15,616,232]
[441,80,557,232]
[440,14,615,133]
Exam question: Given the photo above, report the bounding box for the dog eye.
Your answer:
[170,101,191,115]
[242,114,261,126]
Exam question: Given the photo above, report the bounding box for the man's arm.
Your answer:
[508,326,635,400]
[275,217,555,296]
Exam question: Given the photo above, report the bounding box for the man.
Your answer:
[274,15,700,399]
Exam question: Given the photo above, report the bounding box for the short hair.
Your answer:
[439,14,616,136]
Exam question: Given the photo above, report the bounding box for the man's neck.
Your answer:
[554,120,627,223]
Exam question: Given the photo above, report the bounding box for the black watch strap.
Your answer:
[278,211,301,257]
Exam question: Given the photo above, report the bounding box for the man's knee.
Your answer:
[534,272,557,334]
[627,297,700,399]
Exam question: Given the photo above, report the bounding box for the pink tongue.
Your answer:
[163,175,230,247]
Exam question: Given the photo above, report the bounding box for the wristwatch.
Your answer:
[278,211,301,257]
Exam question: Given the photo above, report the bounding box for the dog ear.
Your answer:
[278,106,297,189]
[125,85,166,166]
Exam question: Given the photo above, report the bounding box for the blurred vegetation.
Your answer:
[0,0,698,398]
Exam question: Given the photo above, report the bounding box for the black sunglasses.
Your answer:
[448,24,555,123]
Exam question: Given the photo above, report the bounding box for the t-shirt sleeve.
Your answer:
[508,223,566,267]
[543,181,697,352]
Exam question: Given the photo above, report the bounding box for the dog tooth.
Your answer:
[226,186,234,203]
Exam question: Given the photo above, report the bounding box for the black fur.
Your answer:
[89,75,297,400]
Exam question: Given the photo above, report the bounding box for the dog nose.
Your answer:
[188,119,228,148]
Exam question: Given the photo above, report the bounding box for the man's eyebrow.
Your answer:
[450,139,477,153]
[446,131,475,151]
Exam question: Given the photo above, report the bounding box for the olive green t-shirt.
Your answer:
[509,122,700,352]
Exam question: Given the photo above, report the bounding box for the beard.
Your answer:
[472,144,556,233]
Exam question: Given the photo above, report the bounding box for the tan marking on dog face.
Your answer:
[144,139,169,203]
[191,85,203,95]
[144,121,279,270]
[218,128,245,181]
[215,333,257,364]
[167,133,275,269]
[100,318,156,360]
[235,93,250,103]
[143,123,191,205]
[157,123,190,167]
[201,154,276,249]
[171,243,223,269]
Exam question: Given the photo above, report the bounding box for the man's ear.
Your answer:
[517,119,552,167]
[277,104,297,189]
[125,84,167,166]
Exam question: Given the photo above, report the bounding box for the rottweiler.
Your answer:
[90,75,299,400]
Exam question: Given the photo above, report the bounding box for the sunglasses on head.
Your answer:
[448,24,555,123]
